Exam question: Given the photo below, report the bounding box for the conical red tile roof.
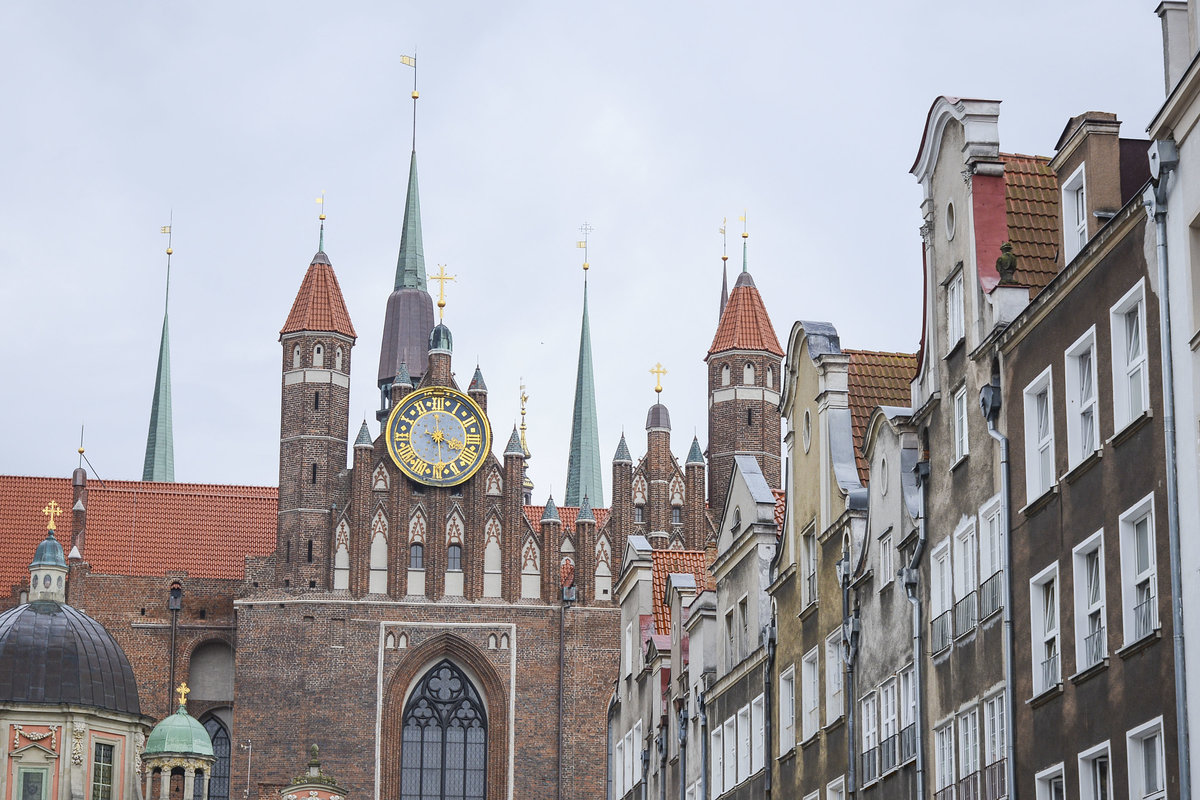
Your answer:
[280,253,357,339]
[707,273,783,357]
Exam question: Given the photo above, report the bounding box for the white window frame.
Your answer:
[861,692,879,773]
[1073,530,1107,670]
[1065,327,1100,467]
[623,729,634,793]
[632,721,643,783]
[1023,366,1056,502]
[931,541,953,617]
[826,628,844,724]
[624,622,634,677]
[1035,762,1067,800]
[723,717,737,789]
[1030,562,1061,694]
[953,384,970,462]
[614,737,625,797]
[947,270,965,351]
[827,776,846,800]
[1127,717,1166,800]
[1110,280,1150,431]
[959,708,980,781]
[751,693,765,774]
[737,704,752,783]
[802,527,818,607]
[710,726,724,795]
[802,648,820,741]
[954,518,979,605]
[779,665,796,754]
[983,694,1005,767]
[1120,494,1159,645]
[934,722,956,791]
[1078,740,1113,800]
[1062,162,1088,262]
[880,678,898,769]
[879,533,894,589]
[725,609,736,671]
[899,665,916,730]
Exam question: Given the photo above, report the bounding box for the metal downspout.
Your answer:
[698,691,708,800]
[678,700,688,800]
[606,703,614,800]
[765,631,775,799]
[984,415,1017,800]
[1148,169,1192,800]
[904,460,930,800]
[558,601,568,800]
[842,549,858,797]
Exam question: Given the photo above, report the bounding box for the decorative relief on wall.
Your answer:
[13,724,59,751]
[371,508,389,542]
[632,475,648,505]
[485,468,502,497]
[335,519,350,550]
[595,536,611,568]
[70,721,85,765]
[408,508,427,545]
[669,476,684,506]
[521,537,540,572]
[135,731,146,774]
[372,462,390,492]
[445,508,464,545]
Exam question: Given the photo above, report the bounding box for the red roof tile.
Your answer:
[0,475,277,590]
[708,276,784,357]
[845,351,917,483]
[1001,154,1060,293]
[650,549,709,636]
[522,505,610,531]
[280,256,357,339]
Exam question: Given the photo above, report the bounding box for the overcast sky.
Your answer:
[0,2,1167,505]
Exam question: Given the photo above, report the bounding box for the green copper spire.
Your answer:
[394,151,427,291]
[565,272,603,507]
[143,233,175,482]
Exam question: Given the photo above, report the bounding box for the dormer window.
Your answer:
[1062,164,1087,262]
[313,344,325,368]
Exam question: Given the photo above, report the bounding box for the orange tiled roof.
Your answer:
[522,505,611,531]
[845,351,917,483]
[650,549,709,636]
[280,256,357,339]
[772,489,786,536]
[1001,154,1060,293]
[708,277,784,357]
[0,475,277,590]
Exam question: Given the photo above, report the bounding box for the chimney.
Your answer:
[1158,2,1191,95]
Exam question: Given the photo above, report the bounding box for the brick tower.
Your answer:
[705,233,784,524]
[277,246,356,590]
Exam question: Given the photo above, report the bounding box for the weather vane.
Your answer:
[576,222,594,273]
[720,217,728,264]
[650,363,668,396]
[315,191,326,250]
[430,264,456,321]
[160,214,174,318]
[401,54,418,150]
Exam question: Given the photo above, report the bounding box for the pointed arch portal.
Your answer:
[400,659,487,800]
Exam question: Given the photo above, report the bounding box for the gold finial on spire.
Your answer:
[42,500,63,532]
[519,382,531,456]
[430,264,456,321]
[401,54,418,149]
[739,210,749,239]
[160,213,174,310]
[315,192,327,250]
[176,682,190,709]
[650,363,668,396]
[720,217,728,263]
[576,222,594,273]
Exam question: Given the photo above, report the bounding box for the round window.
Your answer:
[945,202,956,241]
[802,409,812,454]
[880,457,889,495]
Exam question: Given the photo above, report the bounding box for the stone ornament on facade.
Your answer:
[71,721,86,765]
[135,731,146,774]
[13,724,59,750]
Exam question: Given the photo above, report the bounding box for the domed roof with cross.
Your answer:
[144,684,214,758]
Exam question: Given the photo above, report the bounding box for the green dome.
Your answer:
[145,706,214,757]
[429,323,453,353]
[30,531,66,569]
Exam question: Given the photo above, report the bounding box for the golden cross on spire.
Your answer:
[650,363,668,396]
[430,264,456,321]
[42,500,63,532]
[176,682,190,708]
[576,222,594,271]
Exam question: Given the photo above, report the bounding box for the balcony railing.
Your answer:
[1083,625,1106,668]
[954,591,978,637]
[804,571,818,605]
[979,570,1003,618]
[1134,593,1158,640]
[900,724,917,763]
[933,786,956,800]
[880,733,899,773]
[1039,652,1060,694]
[983,759,1006,800]
[958,770,981,800]
[861,745,879,785]
[932,611,952,652]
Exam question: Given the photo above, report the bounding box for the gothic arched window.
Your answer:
[401,660,487,800]
[200,716,231,800]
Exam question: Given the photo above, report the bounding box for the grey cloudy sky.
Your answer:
[0,2,1166,503]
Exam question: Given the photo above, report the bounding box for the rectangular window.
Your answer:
[827,777,846,800]
[931,542,952,651]
[613,737,625,797]
[623,730,634,791]
[980,497,1004,618]
[1062,163,1087,262]
[738,596,750,659]
[947,271,965,349]
[710,727,724,796]
[1111,280,1149,429]
[779,665,796,753]
[880,678,898,771]
[1073,531,1107,670]
[984,694,1005,766]
[934,723,955,791]
[632,721,643,783]
[959,708,980,779]
[624,622,634,677]
[723,717,737,789]
[826,628,844,724]
[954,520,978,635]
[880,534,894,588]
[672,506,682,525]
[861,692,879,784]
[726,610,736,670]
[737,704,751,782]
[1128,719,1166,800]
[1036,764,1067,800]
[91,742,114,800]
[802,528,818,606]
[1065,328,1100,467]
[1079,742,1112,800]
[953,385,969,462]
[802,648,820,740]
[751,694,765,774]
[1030,563,1060,694]
[1023,367,1056,501]
[900,666,917,764]
[1121,495,1159,644]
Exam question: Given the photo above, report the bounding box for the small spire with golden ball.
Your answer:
[430,263,456,321]
[650,363,668,396]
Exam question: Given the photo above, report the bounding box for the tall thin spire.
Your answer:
[395,55,426,292]
[719,217,729,318]
[565,224,604,507]
[143,219,175,482]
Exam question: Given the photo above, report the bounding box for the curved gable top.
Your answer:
[910,96,1002,185]
[781,320,842,412]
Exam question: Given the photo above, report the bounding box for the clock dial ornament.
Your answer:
[385,386,492,487]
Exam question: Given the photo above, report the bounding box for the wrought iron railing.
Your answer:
[861,746,879,785]
[1134,592,1158,640]
[933,786,956,800]
[954,591,978,637]
[900,724,917,763]
[983,759,1006,800]
[1083,625,1106,668]
[1039,652,1060,694]
[958,770,981,800]
[880,733,899,774]
[979,570,1003,619]
[804,571,818,605]
[932,611,952,652]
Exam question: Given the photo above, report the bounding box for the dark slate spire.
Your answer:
[504,426,525,457]
[577,493,595,522]
[469,365,487,393]
[565,274,603,506]
[720,261,729,320]
[686,435,705,465]
[355,420,373,448]
[614,433,632,464]
[143,240,175,482]
[394,361,413,389]
[541,495,560,523]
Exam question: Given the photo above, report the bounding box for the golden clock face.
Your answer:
[385,386,492,487]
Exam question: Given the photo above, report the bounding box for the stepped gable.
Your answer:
[280,253,357,338]
[650,549,711,636]
[1001,153,1060,292]
[708,272,784,356]
[845,350,918,482]
[0,476,277,589]
[523,504,610,531]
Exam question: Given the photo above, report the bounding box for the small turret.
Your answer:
[29,502,68,604]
